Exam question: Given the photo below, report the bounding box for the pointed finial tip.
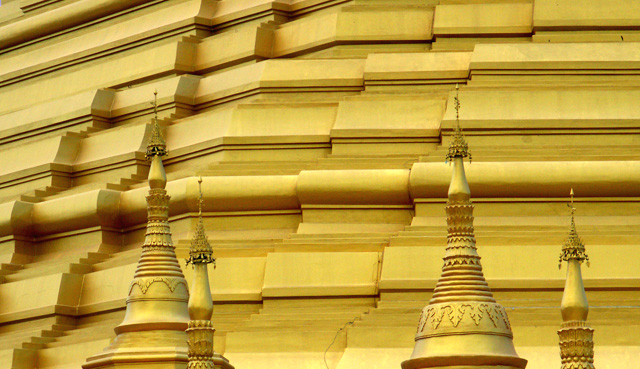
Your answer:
[570,188,575,205]
[569,188,576,217]
[151,89,159,121]
[197,177,204,216]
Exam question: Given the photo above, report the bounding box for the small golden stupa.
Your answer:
[558,189,595,369]
[83,93,190,369]
[186,177,233,369]
[402,85,527,369]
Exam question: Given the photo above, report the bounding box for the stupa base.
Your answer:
[82,348,188,369]
[404,366,525,369]
[402,355,528,369]
[82,330,189,369]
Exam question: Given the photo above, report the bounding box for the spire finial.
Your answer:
[145,90,168,159]
[187,177,215,267]
[446,84,472,164]
[559,188,590,269]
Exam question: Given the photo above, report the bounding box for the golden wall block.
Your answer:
[364,52,472,83]
[434,3,533,36]
[534,0,640,30]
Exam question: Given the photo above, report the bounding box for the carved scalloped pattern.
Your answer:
[416,303,512,334]
[129,277,187,294]
[558,326,595,369]
[560,364,595,369]
[187,362,215,369]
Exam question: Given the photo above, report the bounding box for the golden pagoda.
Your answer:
[2,1,640,368]
[83,94,190,369]
[402,86,527,369]
[186,177,233,369]
[558,190,595,369]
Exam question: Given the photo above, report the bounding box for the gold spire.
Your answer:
[558,189,595,369]
[402,85,526,369]
[186,177,232,369]
[83,93,189,369]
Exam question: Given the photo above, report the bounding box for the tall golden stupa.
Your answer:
[403,87,527,369]
[83,98,191,368]
[0,1,638,369]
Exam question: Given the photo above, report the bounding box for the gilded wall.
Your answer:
[0,0,638,368]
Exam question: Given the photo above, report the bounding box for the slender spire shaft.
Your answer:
[402,84,526,369]
[558,189,595,369]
